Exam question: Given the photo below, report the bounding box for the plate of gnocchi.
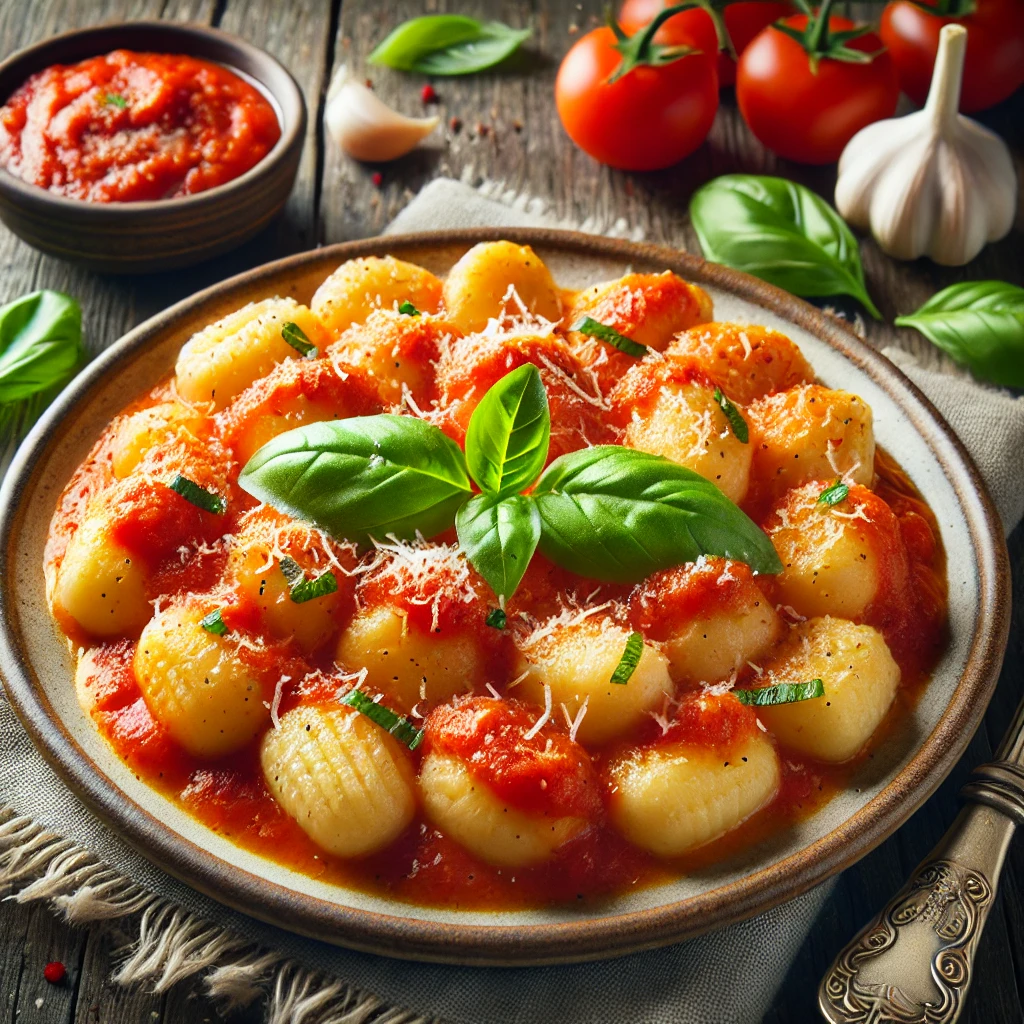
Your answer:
[0,229,1009,964]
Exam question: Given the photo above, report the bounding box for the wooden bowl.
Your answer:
[0,230,1010,965]
[0,21,305,273]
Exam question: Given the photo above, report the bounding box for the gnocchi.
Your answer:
[46,243,947,911]
[262,704,416,858]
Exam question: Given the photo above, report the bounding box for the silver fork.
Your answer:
[818,695,1024,1024]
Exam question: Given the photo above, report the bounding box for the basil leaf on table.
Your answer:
[690,175,881,319]
[533,446,782,583]
[369,15,531,76]
[239,415,471,543]
[0,290,84,443]
[455,493,541,601]
[465,363,550,498]
[894,281,1024,389]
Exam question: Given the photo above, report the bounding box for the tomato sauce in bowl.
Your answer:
[0,49,281,202]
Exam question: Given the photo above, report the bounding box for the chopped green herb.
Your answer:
[571,316,647,358]
[168,474,226,514]
[103,93,128,109]
[199,609,228,636]
[341,688,424,750]
[281,321,318,359]
[486,607,507,630]
[610,631,644,685]
[734,678,825,707]
[398,300,421,316]
[279,556,337,603]
[713,387,749,444]
[290,570,338,604]
[817,479,849,506]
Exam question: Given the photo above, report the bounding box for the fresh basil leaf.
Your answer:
[690,175,881,319]
[533,446,782,582]
[610,632,644,685]
[398,300,420,316]
[817,479,849,506]
[466,364,550,498]
[370,15,531,76]
[0,290,83,404]
[486,607,507,630]
[168,474,226,515]
[103,93,128,109]
[571,316,647,358]
[199,609,228,636]
[894,281,1024,389]
[734,679,825,706]
[340,689,423,750]
[281,321,318,359]
[456,493,541,601]
[239,415,472,543]
[713,387,748,443]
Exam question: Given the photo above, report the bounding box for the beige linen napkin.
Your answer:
[1,177,1022,1024]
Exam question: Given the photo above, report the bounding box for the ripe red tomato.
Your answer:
[880,0,1024,112]
[555,21,719,170]
[736,15,899,164]
[619,0,795,86]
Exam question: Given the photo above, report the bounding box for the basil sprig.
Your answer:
[817,479,849,506]
[240,365,782,602]
[0,290,84,447]
[369,15,531,76]
[895,281,1024,389]
[734,679,825,706]
[713,387,748,444]
[690,175,881,319]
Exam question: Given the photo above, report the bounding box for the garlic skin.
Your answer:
[324,66,439,163]
[835,25,1016,267]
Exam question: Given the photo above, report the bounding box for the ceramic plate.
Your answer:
[0,229,1009,965]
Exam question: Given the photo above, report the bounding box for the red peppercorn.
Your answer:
[371,172,383,188]
[43,961,66,984]
[420,84,438,104]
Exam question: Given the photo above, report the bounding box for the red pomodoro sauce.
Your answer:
[0,50,280,202]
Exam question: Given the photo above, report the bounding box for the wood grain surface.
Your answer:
[0,1,1021,1021]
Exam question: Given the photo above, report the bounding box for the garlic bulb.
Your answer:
[835,24,1016,266]
[324,66,439,162]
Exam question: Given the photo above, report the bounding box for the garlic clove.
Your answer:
[324,66,440,163]
[835,24,1017,267]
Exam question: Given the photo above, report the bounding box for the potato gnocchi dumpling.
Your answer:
[421,699,601,867]
[515,616,672,745]
[442,241,562,333]
[175,298,328,410]
[609,729,780,856]
[134,602,270,758]
[311,256,443,336]
[667,323,813,406]
[764,482,910,622]
[630,558,781,686]
[262,703,416,858]
[611,357,752,503]
[749,385,875,499]
[566,271,713,389]
[217,357,381,465]
[757,617,900,762]
[46,242,948,911]
[327,308,462,407]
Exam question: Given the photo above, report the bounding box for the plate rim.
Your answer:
[0,227,1010,965]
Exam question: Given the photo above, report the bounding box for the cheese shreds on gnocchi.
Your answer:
[46,242,948,910]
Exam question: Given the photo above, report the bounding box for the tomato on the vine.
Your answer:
[555,5,719,171]
[619,0,795,86]
[736,5,899,165]
[880,0,1024,113]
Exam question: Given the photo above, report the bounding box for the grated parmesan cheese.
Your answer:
[523,683,552,740]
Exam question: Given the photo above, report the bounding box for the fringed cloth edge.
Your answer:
[0,808,434,1024]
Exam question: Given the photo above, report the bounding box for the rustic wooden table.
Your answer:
[0,1,1021,1022]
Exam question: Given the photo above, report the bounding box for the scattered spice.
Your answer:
[449,115,463,133]
[364,77,373,88]
[476,122,490,137]
[43,961,66,984]
[512,118,523,133]
[371,171,383,187]
[421,83,438,104]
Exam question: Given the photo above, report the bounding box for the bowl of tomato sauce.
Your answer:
[0,22,305,273]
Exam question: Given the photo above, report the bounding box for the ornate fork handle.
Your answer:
[819,749,1024,1024]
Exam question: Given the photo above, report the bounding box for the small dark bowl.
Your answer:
[0,21,306,273]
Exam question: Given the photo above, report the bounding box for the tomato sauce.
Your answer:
[0,50,280,202]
